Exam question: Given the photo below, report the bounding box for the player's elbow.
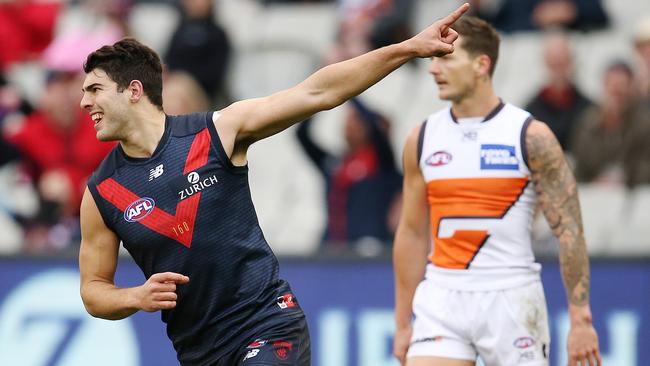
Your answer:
[80,286,101,318]
[80,290,101,318]
[80,284,119,320]
[81,300,124,321]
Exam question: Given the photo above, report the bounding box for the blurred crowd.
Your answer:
[1,0,649,256]
[0,0,230,254]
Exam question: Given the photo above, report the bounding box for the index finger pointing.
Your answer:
[439,3,470,27]
[155,272,190,284]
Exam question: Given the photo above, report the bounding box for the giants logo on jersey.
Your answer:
[426,151,453,167]
[124,197,155,222]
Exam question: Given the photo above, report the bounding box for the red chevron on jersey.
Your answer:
[183,128,211,174]
[97,128,211,248]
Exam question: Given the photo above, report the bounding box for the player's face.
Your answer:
[80,69,130,142]
[428,39,478,102]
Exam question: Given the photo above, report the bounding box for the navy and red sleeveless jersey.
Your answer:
[86,112,303,365]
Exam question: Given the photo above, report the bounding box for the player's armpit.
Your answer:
[525,121,590,306]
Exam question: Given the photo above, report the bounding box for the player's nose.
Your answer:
[80,93,92,110]
[428,59,441,76]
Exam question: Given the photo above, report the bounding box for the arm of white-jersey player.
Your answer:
[526,120,601,366]
[393,125,430,366]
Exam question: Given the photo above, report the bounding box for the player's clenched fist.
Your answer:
[136,272,190,312]
[406,3,469,58]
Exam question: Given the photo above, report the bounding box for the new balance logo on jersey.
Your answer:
[149,164,164,181]
[177,171,219,201]
[480,144,519,170]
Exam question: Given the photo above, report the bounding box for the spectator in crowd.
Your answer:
[525,32,592,152]
[325,0,415,64]
[571,61,650,188]
[0,0,61,71]
[470,0,609,33]
[0,74,39,254]
[0,0,128,253]
[162,71,211,115]
[296,98,402,255]
[633,16,650,100]
[0,74,33,124]
[621,105,650,189]
[259,0,327,4]
[165,0,232,107]
[3,71,115,252]
[42,0,129,74]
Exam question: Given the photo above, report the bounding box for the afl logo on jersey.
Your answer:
[513,337,535,349]
[124,197,155,222]
[426,151,452,167]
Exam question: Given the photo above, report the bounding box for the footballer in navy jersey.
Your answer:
[78,6,468,366]
[86,112,308,364]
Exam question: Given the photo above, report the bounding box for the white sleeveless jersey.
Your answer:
[418,103,541,290]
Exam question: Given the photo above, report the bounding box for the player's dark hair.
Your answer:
[84,38,163,110]
[451,16,500,76]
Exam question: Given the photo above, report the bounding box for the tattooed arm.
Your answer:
[526,121,601,366]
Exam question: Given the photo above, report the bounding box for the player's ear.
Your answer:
[128,80,145,102]
[474,54,492,78]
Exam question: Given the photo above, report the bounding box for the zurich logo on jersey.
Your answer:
[124,197,155,222]
[480,144,519,170]
[426,151,453,167]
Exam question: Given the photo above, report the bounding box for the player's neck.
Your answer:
[120,107,167,158]
[451,84,500,119]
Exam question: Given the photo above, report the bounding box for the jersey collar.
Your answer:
[450,99,505,124]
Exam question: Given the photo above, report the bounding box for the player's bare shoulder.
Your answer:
[525,119,565,173]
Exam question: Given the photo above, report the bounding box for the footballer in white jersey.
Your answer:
[393,16,601,366]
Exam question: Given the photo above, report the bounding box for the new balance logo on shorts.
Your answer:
[243,349,259,361]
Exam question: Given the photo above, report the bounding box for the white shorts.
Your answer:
[407,279,550,366]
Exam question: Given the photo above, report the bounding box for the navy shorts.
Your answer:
[216,315,311,366]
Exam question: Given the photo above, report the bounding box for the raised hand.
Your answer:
[136,272,190,312]
[408,3,470,58]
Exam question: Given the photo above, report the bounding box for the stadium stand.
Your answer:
[1,0,649,256]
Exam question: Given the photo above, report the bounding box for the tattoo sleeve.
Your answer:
[526,121,590,306]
